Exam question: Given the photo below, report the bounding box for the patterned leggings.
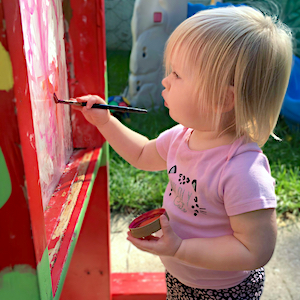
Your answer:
[166,267,265,300]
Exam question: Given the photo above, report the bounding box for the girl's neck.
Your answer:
[188,129,236,151]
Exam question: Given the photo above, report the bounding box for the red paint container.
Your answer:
[129,208,169,238]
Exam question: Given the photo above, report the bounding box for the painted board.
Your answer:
[19,0,72,209]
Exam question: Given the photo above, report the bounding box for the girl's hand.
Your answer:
[127,215,182,257]
[73,94,111,128]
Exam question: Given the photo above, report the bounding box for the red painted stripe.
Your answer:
[112,273,167,300]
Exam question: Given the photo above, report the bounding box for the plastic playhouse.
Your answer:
[127,0,189,109]
[127,0,241,109]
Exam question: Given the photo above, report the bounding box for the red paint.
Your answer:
[65,0,106,148]
[0,3,8,50]
[0,87,37,271]
[48,148,101,295]
[61,165,111,299]
[139,216,160,227]
[112,273,166,300]
[2,0,46,268]
[129,208,166,229]
[44,149,92,244]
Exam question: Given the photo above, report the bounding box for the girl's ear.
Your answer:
[223,85,235,113]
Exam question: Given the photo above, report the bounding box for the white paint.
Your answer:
[19,0,72,209]
[26,132,35,149]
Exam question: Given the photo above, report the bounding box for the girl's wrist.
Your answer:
[96,112,112,129]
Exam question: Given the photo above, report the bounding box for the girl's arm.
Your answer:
[75,95,166,171]
[175,208,277,271]
[127,208,277,271]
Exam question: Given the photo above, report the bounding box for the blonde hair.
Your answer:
[164,5,293,146]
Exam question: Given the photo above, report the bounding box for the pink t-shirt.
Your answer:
[156,124,276,289]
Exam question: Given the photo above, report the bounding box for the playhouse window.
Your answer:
[153,12,162,23]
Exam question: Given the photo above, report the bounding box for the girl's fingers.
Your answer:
[160,215,172,234]
[76,95,104,103]
[75,95,93,102]
[75,95,106,109]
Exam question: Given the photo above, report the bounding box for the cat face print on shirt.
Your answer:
[168,165,207,216]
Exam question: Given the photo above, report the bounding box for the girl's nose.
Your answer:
[162,76,169,89]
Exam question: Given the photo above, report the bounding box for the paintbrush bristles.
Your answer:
[53,93,81,106]
[53,93,59,104]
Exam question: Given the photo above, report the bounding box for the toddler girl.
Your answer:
[75,5,293,300]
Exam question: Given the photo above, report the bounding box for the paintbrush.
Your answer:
[53,93,147,114]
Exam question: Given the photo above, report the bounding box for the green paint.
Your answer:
[0,249,53,300]
[104,63,108,104]
[100,141,109,167]
[0,265,40,300]
[100,68,109,168]
[0,148,12,209]
[37,248,53,300]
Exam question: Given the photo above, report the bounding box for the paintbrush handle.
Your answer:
[81,102,147,114]
[53,93,147,114]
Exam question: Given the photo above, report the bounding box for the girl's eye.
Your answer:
[172,72,179,79]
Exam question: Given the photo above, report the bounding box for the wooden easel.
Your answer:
[0,0,166,299]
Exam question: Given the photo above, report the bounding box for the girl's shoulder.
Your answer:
[226,137,262,161]
[158,124,191,141]
[222,138,271,180]
[219,139,275,216]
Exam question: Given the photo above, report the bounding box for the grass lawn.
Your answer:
[106,50,300,218]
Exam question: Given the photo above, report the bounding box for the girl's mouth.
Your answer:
[162,91,168,107]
